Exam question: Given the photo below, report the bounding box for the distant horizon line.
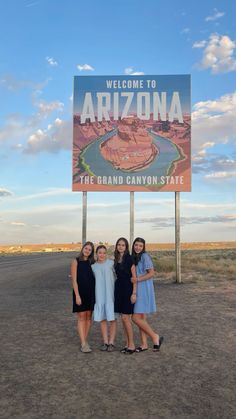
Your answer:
[0,241,236,249]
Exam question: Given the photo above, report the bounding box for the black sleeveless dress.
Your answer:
[114,255,135,314]
[72,259,95,312]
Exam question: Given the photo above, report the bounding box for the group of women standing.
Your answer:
[71,237,163,354]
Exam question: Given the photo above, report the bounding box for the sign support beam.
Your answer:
[82,191,87,244]
[130,192,134,247]
[175,192,181,283]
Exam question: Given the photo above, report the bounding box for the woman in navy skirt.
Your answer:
[114,237,137,354]
[71,241,95,353]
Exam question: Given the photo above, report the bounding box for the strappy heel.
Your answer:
[135,346,148,353]
[125,348,136,354]
[153,336,164,352]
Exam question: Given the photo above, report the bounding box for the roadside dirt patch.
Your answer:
[0,254,235,418]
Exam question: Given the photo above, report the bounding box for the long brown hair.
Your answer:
[77,241,95,264]
[114,237,130,266]
[131,237,146,265]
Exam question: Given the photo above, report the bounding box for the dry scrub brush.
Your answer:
[150,249,236,280]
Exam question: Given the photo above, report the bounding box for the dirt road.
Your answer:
[0,253,235,418]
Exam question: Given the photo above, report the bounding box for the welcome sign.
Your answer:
[73,75,191,192]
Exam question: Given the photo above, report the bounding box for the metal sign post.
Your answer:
[175,192,181,283]
[82,191,87,244]
[130,192,134,247]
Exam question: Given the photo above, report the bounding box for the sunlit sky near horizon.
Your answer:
[1,0,236,245]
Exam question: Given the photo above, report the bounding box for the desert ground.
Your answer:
[0,241,236,255]
[0,247,235,418]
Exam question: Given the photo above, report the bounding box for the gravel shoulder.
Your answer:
[1,253,235,419]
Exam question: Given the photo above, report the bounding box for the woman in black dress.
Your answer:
[114,238,137,354]
[71,241,95,353]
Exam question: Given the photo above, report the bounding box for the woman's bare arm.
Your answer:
[131,264,137,294]
[137,268,155,282]
[71,259,81,304]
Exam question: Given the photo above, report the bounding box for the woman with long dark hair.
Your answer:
[114,238,137,354]
[131,237,163,352]
[71,241,95,353]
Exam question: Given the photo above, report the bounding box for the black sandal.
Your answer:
[135,346,148,353]
[125,348,136,354]
[120,346,128,353]
[153,336,164,352]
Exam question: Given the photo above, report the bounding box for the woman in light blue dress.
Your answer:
[92,245,117,351]
[132,237,164,352]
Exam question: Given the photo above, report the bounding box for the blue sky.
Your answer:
[0,0,236,244]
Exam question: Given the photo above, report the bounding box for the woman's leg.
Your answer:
[132,313,159,344]
[77,312,87,346]
[100,320,108,344]
[139,315,148,348]
[123,327,128,348]
[121,315,135,350]
[108,320,117,345]
[85,310,92,341]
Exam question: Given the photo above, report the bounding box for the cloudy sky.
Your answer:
[1,0,236,244]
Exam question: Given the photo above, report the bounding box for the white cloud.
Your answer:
[201,142,215,149]
[0,113,39,144]
[131,72,145,76]
[195,33,236,74]
[192,90,236,180]
[2,204,81,216]
[10,222,26,227]
[205,8,225,22]
[205,171,236,180]
[24,118,72,153]
[36,100,64,116]
[0,74,49,92]
[46,56,58,66]
[12,143,24,150]
[77,64,94,71]
[183,202,236,210]
[1,196,236,243]
[193,40,207,48]
[192,142,215,160]
[12,188,71,202]
[125,67,133,74]
[0,188,13,197]
[136,214,236,229]
[124,67,144,76]
[193,153,236,178]
[192,90,236,151]
[0,91,64,146]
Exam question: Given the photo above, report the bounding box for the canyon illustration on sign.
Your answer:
[73,75,191,192]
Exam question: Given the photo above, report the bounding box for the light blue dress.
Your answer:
[92,259,116,321]
[134,252,156,314]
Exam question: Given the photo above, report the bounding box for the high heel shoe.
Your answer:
[153,336,164,352]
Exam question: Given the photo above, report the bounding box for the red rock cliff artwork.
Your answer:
[100,117,158,172]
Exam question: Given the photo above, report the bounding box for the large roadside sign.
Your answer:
[73,75,191,192]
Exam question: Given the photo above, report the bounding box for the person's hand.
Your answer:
[131,276,137,284]
[76,295,82,306]
[131,293,136,304]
